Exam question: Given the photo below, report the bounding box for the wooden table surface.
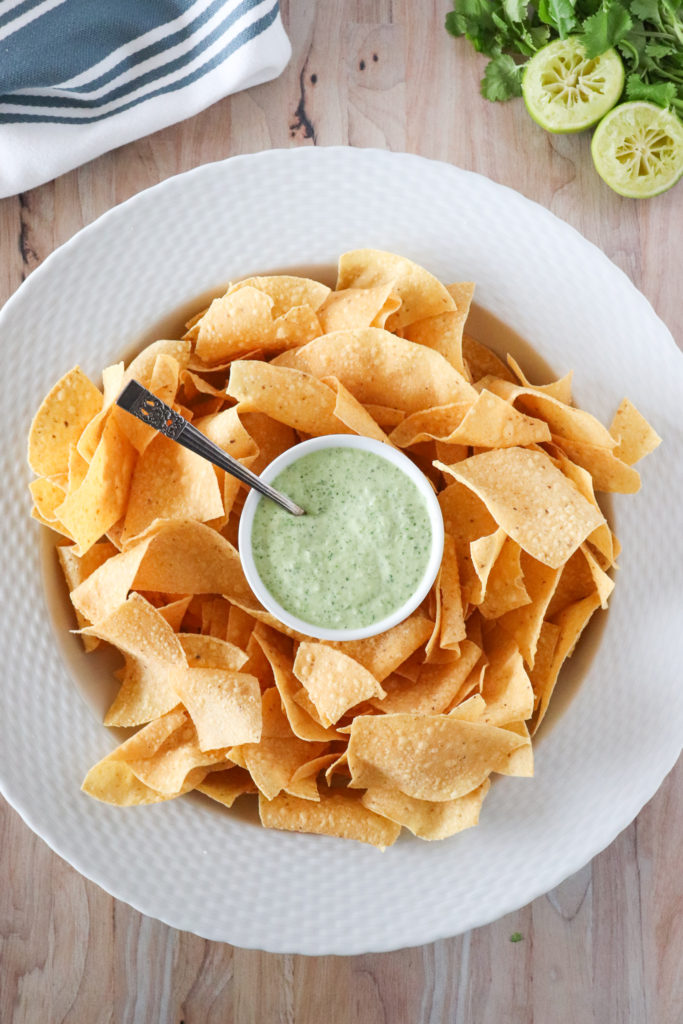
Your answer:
[1,2,681,1022]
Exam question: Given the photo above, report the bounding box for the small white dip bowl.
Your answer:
[238,434,445,642]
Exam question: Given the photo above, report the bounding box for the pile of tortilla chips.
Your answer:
[28,250,661,849]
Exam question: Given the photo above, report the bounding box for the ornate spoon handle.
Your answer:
[116,380,305,516]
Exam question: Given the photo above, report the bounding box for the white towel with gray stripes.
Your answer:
[0,0,291,197]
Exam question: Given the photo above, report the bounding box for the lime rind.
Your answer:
[523,37,624,134]
[591,101,683,198]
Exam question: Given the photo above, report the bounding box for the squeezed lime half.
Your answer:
[591,101,683,198]
[523,37,624,133]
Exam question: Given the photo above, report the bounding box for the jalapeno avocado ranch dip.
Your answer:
[250,448,433,630]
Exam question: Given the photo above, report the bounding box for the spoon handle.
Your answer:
[116,380,305,517]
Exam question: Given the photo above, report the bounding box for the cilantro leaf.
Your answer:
[629,0,662,24]
[480,54,525,99]
[645,41,675,58]
[445,10,467,36]
[537,0,579,37]
[582,4,633,57]
[626,73,678,104]
[446,0,503,53]
[503,0,527,21]
[510,932,524,942]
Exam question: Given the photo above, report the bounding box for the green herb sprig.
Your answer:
[446,0,683,115]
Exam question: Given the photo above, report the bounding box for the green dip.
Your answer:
[250,447,433,630]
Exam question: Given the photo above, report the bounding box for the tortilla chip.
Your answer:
[470,528,507,602]
[480,631,534,725]
[391,391,550,448]
[104,707,223,794]
[30,477,66,522]
[462,335,517,384]
[103,656,181,727]
[70,541,149,625]
[361,779,489,840]
[448,693,487,721]
[149,352,180,404]
[550,450,615,567]
[371,640,481,715]
[200,596,231,639]
[274,328,477,412]
[294,643,386,726]
[446,390,550,447]
[388,403,470,448]
[438,482,497,605]
[76,405,109,465]
[83,591,185,661]
[238,412,297,474]
[121,434,223,544]
[485,377,616,449]
[496,721,534,776]
[551,435,641,493]
[179,369,227,405]
[228,275,330,316]
[227,605,256,649]
[330,611,433,683]
[124,340,192,391]
[285,754,340,801]
[529,622,560,710]
[193,407,258,460]
[404,281,472,378]
[321,376,391,443]
[55,411,137,555]
[172,666,261,750]
[348,713,526,800]
[82,759,174,806]
[57,541,118,650]
[506,355,573,405]
[533,593,601,730]
[254,629,341,741]
[439,534,467,648]
[83,594,185,726]
[318,282,399,332]
[581,544,614,609]
[438,448,604,569]
[496,553,561,668]
[544,548,595,620]
[197,766,257,807]
[236,688,326,800]
[132,521,254,600]
[195,286,322,364]
[179,633,248,671]
[259,788,401,848]
[609,398,661,465]
[28,366,103,477]
[477,537,530,619]
[195,287,274,363]
[67,443,89,492]
[363,404,406,430]
[403,282,473,379]
[337,249,456,331]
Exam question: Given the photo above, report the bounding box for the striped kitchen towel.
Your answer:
[0,0,291,198]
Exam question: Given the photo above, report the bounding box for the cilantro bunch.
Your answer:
[446,0,683,115]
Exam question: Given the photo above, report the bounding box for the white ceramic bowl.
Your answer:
[1,148,681,955]
[238,434,445,642]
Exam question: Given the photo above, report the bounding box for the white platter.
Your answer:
[1,147,681,955]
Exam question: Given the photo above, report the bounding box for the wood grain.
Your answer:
[1,2,681,1021]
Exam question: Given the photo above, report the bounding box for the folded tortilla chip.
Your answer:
[347,713,526,800]
[437,448,605,569]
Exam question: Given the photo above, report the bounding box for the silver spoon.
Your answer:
[116,380,305,516]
